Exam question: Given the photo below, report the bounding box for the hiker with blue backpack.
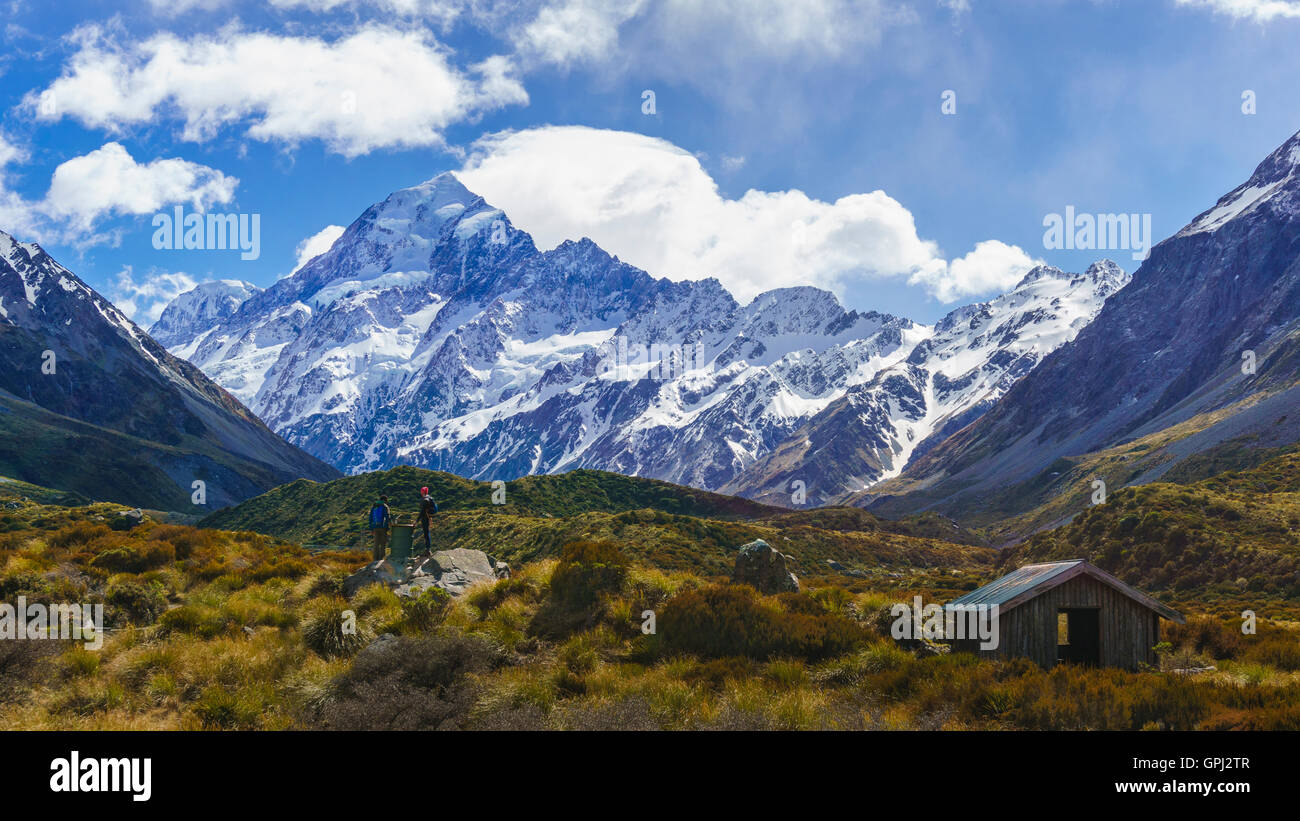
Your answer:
[368,495,392,560]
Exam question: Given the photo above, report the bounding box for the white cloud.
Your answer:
[29,23,528,158]
[0,133,26,168]
[908,239,1040,302]
[0,133,36,237]
[268,0,465,27]
[42,142,238,232]
[506,0,903,76]
[109,265,197,324]
[143,0,234,14]
[512,0,645,67]
[293,224,347,273]
[459,126,1028,304]
[1173,0,1300,22]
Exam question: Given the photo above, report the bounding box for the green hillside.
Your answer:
[200,466,781,540]
[197,465,994,583]
[0,392,329,512]
[1004,449,1300,607]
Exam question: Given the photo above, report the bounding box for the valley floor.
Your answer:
[2,498,1299,731]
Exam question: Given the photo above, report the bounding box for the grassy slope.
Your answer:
[865,394,1293,546]
[0,392,325,512]
[198,465,990,573]
[1003,449,1300,609]
[2,497,1298,731]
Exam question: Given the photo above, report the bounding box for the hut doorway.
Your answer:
[1057,608,1100,666]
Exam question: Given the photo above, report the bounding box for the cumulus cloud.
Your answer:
[292,224,347,273]
[42,142,238,232]
[511,0,645,67]
[908,240,1041,303]
[28,23,528,157]
[109,265,198,324]
[459,126,1029,303]
[1173,0,1300,22]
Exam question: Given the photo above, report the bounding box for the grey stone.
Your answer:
[732,538,799,594]
[342,558,405,598]
[345,549,503,599]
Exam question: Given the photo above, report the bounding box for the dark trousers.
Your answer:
[371,528,389,561]
[420,520,431,553]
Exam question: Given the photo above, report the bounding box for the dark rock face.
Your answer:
[731,538,799,594]
[860,130,1300,519]
[0,230,338,509]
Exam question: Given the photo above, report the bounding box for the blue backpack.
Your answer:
[368,504,387,529]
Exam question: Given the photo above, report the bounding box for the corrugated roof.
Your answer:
[949,561,1082,609]
[949,559,1184,622]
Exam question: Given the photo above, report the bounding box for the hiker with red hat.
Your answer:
[417,485,438,556]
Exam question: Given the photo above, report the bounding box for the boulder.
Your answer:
[342,559,405,598]
[110,508,147,531]
[732,538,799,594]
[345,548,509,599]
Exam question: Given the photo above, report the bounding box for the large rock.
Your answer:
[732,539,799,594]
[345,548,509,599]
[343,559,405,597]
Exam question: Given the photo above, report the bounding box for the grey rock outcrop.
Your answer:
[732,538,799,593]
[344,548,509,599]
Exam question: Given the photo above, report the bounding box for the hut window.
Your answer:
[1057,612,1069,645]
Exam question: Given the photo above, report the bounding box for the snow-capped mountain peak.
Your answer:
[151,279,261,349]
[1180,130,1300,237]
[154,174,1129,501]
[722,259,1130,505]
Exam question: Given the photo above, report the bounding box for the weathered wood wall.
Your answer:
[968,576,1163,670]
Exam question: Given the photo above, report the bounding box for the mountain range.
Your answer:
[153,175,1125,501]
[856,129,1300,538]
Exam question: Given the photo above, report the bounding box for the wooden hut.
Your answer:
[947,560,1184,670]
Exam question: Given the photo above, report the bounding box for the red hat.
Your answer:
[420,486,429,496]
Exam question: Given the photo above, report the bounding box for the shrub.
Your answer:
[399,587,451,634]
[300,597,370,659]
[660,584,867,661]
[1165,615,1243,660]
[1242,631,1300,671]
[549,540,629,609]
[106,579,167,625]
[310,630,503,730]
[89,541,175,574]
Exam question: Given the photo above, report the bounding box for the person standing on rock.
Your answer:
[418,486,438,556]
[368,495,392,561]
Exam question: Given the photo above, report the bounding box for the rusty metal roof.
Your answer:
[949,559,1184,622]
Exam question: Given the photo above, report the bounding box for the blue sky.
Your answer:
[1,0,1299,325]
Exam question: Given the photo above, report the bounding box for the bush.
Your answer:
[1166,616,1244,660]
[89,541,175,574]
[549,540,629,609]
[300,597,370,659]
[106,579,167,625]
[1243,631,1300,671]
[660,584,867,661]
[399,587,451,634]
[310,630,503,730]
